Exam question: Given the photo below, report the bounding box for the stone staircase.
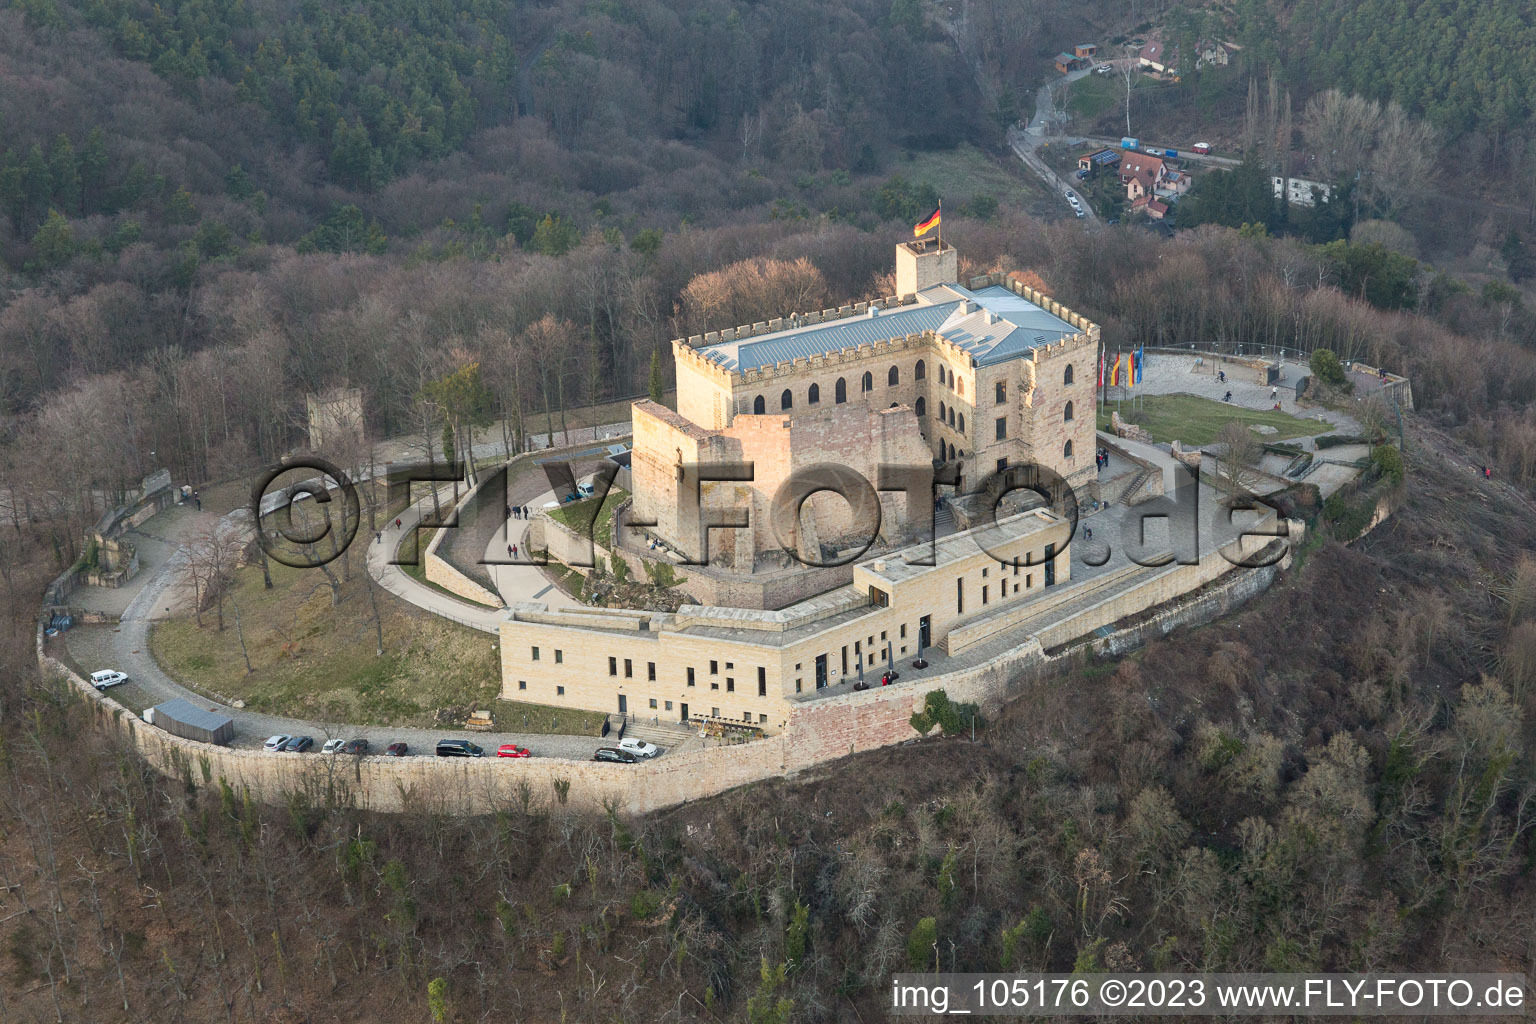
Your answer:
[608,715,698,752]
[933,503,956,536]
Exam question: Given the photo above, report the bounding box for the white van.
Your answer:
[90,670,129,689]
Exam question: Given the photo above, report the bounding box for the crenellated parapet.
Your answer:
[673,292,921,354]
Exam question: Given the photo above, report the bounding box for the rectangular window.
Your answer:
[957,578,964,614]
[997,457,1008,472]
[982,567,988,578]
[796,680,803,692]
[759,714,767,724]
[995,417,1007,440]
[983,584,989,605]
[711,681,719,690]
[649,698,657,709]
[743,711,751,722]
[557,685,565,695]
[1027,573,1033,588]
[900,623,907,638]
[758,667,767,697]
[687,667,695,687]
[647,662,656,681]
[996,381,1006,404]
[554,649,563,664]
[624,658,633,678]
[518,680,526,690]
[609,656,617,676]
[665,700,673,711]
[712,707,720,718]
[726,678,735,693]
[725,662,734,670]
[842,646,848,674]
[531,647,540,661]
[880,630,887,641]
[710,660,718,675]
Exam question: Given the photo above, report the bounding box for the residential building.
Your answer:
[1272,176,1332,207]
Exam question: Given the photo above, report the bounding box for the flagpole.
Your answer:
[936,198,942,254]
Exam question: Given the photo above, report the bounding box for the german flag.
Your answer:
[913,206,941,238]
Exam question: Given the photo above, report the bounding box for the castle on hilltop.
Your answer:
[629,240,1101,572]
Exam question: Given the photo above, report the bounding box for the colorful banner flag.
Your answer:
[913,206,941,237]
[1134,345,1145,385]
[1109,353,1121,387]
[1097,349,1104,388]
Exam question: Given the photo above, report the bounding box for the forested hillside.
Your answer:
[1267,0,1536,147]
[0,0,1004,274]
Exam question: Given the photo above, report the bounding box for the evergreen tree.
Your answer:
[30,209,76,269]
[79,127,110,213]
[48,134,81,215]
[648,349,665,404]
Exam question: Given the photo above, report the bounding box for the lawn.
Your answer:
[150,555,602,733]
[548,488,628,552]
[1097,393,1336,445]
[1067,72,1124,120]
[897,144,1047,209]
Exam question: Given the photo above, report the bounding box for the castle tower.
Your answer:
[895,238,958,297]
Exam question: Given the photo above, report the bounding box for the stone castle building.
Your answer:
[631,240,1101,570]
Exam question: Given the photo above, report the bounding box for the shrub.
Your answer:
[1308,348,1351,390]
[906,917,938,970]
[910,689,981,736]
[1371,444,1404,486]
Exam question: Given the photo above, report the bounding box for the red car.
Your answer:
[497,743,533,758]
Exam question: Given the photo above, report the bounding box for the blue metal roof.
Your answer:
[700,302,961,372]
[695,283,1080,372]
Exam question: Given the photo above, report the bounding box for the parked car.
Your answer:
[89,669,129,689]
[1074,208,1086,218]
[321,738,347,754]
[283,736,313,753]
[576,481,596,498]
[618,737,663,759]
[1074,168,1089,180]
[384,742,409,757]
[592,747,638,764]
[343,738,370,755]
[435,739,484,757]
[263,735,291,751]
[497,744,533,758]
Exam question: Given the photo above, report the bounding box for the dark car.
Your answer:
[343,738,370,755]
[282,735,313,752]
[592,747,638,764]
[435,739,484,757]
[384,742,409,757]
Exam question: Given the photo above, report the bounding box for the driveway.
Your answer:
[62,503,609,760]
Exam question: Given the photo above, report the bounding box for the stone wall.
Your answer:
[40,528,1295,816]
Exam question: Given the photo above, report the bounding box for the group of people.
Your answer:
[505,504,532,519]
[1095,447,1110,470]
[1480,464,1495,481]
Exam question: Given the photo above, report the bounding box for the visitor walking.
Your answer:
[1223,390,1232,403]
[1271,387,1278,402]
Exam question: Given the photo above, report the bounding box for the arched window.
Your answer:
[915,359,926,381]
[947,443,956,461]
[780,389,793,410]
[939,401,946,422]
[916,397,926,417]
[944,367,952,387]
[808,383,820,405]
[861,371,873,392]
[835,378,847,404]
[752,395,765,414]
[957,378,965,397]
[996,381,1006,404]
[948,407,956,427]
[1063,401,1074,422]
[1063,364,1074,386]
[957,413,965,433]
[1064,440,1074,459]
[888,365,899,386]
